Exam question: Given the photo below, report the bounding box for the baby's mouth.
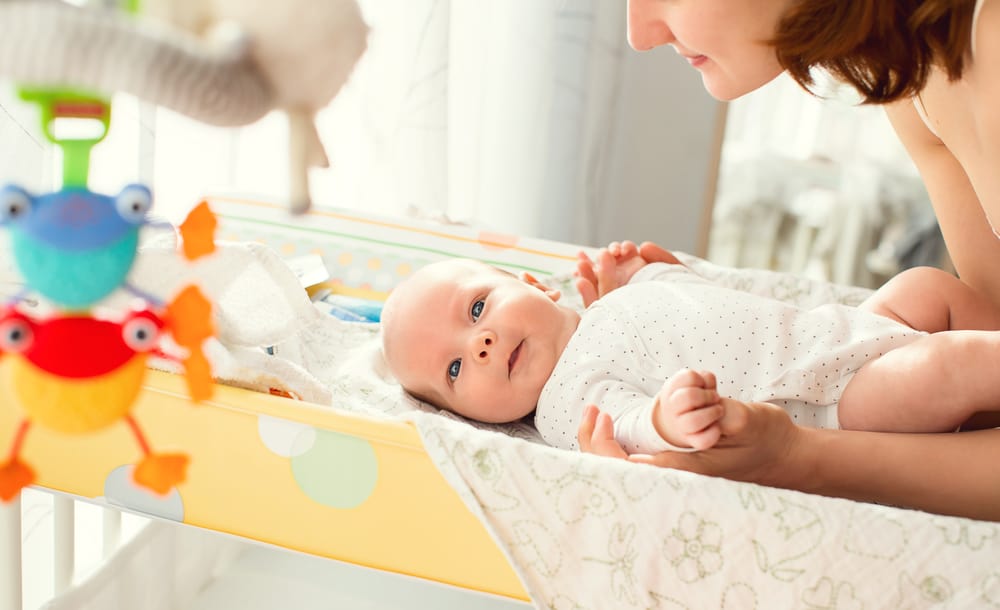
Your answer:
[508,341,523,377]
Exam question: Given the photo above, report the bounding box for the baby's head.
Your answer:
[381,258,580,423]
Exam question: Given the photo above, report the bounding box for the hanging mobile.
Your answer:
[0,85,218,501]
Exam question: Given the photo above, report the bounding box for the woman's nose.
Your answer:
[471,330,497,362]
[626,0,674,51]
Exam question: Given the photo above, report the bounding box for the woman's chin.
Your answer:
[702,76,755,102]
[701,67,783,102]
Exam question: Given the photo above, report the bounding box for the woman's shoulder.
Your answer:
[973,0,999,60]
[967,0,1000,112]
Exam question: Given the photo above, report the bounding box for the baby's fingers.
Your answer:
[575,252,598,283]
[668,368,713,390]
[574,252,600,307]
[666,386,720,413]
[638,242,682,266]
[595,249,619,297]
[680,423,722,452]
[675,404,725,436]
[576,277,599,308]
[697,370,717,392]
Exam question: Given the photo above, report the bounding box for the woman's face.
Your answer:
[626,0,792,101]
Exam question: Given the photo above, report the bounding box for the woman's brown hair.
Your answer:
[771,0,976,103]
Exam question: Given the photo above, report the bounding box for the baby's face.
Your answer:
[382,260,579,423]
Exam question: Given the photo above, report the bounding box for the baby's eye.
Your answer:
[448,359,462,381]
[471,299,484,320]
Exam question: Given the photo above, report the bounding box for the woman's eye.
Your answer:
[471,299,484,320]
[448,359,462,381]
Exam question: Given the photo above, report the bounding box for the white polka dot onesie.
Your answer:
[534,263,925,453]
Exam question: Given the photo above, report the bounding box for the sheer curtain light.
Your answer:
[309,0,628,243]
[711,73,935,287]
[80,0,722,252]
[130,0,628,240]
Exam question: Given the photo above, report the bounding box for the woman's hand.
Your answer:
[578,398,808,490]
[579,395,1000,521]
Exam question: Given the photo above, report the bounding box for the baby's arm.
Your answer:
[653,369,725,451]
[576,241,682,307]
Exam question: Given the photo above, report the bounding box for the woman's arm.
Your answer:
[793,426,1000,521]
[885,99,1000,309]
[579,400,1000,522]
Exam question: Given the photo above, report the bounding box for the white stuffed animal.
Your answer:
[143,0,370,213]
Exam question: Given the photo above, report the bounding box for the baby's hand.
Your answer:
[575,241,647,307]
[654,369,724,450]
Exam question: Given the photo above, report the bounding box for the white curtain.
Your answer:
[308,0,628,243]
[710,74,936,287]
[720,74,915,173]
[83,1,718,251]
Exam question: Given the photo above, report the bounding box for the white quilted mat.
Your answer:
[131,238,999,609]
[414,411,1000,609]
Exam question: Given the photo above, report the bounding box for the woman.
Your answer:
[629,0,1000,306]
[580,0,1000,521]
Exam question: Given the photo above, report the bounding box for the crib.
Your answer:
[4,196,1000,610]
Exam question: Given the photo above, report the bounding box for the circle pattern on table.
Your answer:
[103,465,185,521]
[258,415,316,457]
[291,429,378,509]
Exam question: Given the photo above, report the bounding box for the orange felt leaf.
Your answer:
[0,458,35,502]
[183,350,213,402]
[166,285,215,348]
[178,200,218,261]
[133,453,189,495]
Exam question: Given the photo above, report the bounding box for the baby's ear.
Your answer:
[521,272,561,302]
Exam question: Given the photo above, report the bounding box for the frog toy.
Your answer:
[0,285,215,501]
[0,184,217,310]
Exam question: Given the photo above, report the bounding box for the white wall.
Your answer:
[597,47,724,256]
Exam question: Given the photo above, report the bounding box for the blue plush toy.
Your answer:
[0,184,161,309]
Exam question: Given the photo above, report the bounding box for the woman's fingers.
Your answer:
[577,404,599,451]
[578,405,629,459]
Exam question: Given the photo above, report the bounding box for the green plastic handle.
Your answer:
[18,87,112,188]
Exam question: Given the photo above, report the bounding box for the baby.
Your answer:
[380,242,1000,453]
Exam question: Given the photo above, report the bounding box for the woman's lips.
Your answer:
[684,54,707,68]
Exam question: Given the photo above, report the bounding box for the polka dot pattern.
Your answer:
[536,263,925,453]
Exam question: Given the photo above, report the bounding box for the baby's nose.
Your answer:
[472,331,496,361]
